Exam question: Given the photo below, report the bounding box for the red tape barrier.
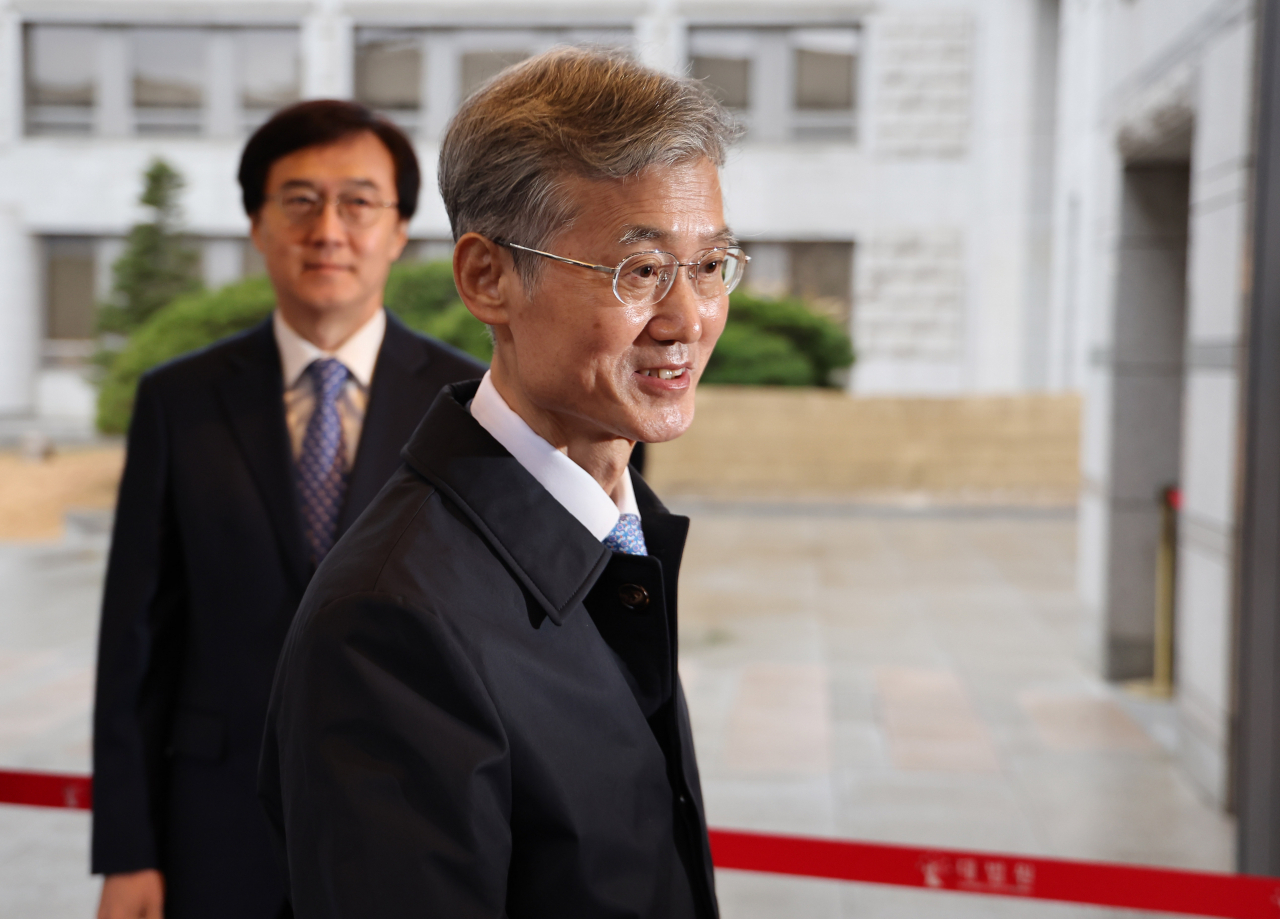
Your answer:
[0,769,91,810]
[2,769,1275,917]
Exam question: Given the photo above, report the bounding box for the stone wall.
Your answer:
[646,386,1080,502]
[854,229,966,363]
[875,11,974,159]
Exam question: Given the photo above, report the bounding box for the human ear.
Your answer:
[387,219,410,262]
[248,211,265,253]
[454,233,515,327]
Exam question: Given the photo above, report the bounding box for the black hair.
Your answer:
[238,99,420,219]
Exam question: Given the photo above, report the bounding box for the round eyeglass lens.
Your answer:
[700,248,747,296]
[615,252,678,306]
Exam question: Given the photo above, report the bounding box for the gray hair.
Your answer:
[438,46,740,281]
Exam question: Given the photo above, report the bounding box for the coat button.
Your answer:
[618,583,650,610]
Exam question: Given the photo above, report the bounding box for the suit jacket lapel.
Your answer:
[338,314,439,535]
[216,318,311,591]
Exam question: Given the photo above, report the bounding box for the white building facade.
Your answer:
[0,0,1064,428]
[1058,0,1258,810]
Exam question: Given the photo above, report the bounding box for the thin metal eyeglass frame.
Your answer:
[266,192,400,229]
[498,240,750,306]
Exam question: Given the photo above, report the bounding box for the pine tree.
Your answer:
[97,159,202,334]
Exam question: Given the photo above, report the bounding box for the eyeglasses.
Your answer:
[266,189,399,229]
[498,241,750,307]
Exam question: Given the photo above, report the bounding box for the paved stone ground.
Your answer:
[0,503,1232,917]
[676,501,1231,918]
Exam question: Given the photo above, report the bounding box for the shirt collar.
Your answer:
[468,370,640,541]
[273,307,386,389]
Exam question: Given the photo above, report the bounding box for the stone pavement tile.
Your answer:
[0,536,105,914]
[835,770,1038,853]
[874,668,1000,772]
[1006,754,1233,870]
[0,538,103,775]
[676,506,1234,916]
[0,807,100,918]
[703,776,837,836]
[837,881,1178,919]
[722,663,832,775]
[717,870,842,919]
[1020,691,1157,752]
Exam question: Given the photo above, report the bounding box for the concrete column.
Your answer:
[0,208,40,414]
[1176,11,1257,810]
[634,0,686,76]
[96,27,131,137]
[301,1,353,100]
[205,29,238,138]
[0,9,22,145]
[751,31,790,143]
[422,33,459,141]
[96,27,131,136]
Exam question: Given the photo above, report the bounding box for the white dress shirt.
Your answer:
[274,308,386,472]
[469,370,640,540]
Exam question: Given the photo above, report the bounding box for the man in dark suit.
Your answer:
[92,100,484,919]
[260,49,746,917]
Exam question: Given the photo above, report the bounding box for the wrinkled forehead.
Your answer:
[553,158,733,250]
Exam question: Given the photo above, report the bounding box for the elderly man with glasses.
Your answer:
[260,48,745,918]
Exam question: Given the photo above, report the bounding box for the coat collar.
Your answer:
[401,381,685,627]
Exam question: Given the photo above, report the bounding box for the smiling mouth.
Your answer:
[639,368,687,380]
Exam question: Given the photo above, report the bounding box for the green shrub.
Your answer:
[95,261,851,433]
[96,262,491,434]
[703,290,854,387]
[97,276,277,433]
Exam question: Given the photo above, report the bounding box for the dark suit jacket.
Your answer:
[91,314,484,919]
[260,380,719,919]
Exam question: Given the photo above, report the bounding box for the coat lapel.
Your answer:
[337,314,441,535]
[216,319,312,591]
[402,381,614,626]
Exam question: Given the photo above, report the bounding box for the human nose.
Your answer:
[306,196,347,243]
[645,267,707,344]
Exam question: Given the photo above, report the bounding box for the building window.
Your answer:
[132,27,205,135]
[742,241,854,327]
[44,237,97,341]
[459,50,532,98]
[355,31,423,129]
[23,23,300,137]
[688,27,859,143]
[240,29,301,131]
[352,27,631,139]
[25,25,97,135]
[689,55,750,110]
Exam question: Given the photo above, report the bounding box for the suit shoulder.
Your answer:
[386,315,487,380]
[139,319,272,391]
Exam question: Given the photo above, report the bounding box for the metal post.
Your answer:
[1234,0,1280,877]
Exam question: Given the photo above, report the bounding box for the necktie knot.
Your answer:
[308,357,349,403]
[603,513,647,556]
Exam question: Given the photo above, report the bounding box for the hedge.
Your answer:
[95,261,853,434]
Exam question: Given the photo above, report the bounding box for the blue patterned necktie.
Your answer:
[297,358,350,564]
[603,513,648,556]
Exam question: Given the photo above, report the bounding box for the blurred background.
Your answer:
[1,0,1276,915]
